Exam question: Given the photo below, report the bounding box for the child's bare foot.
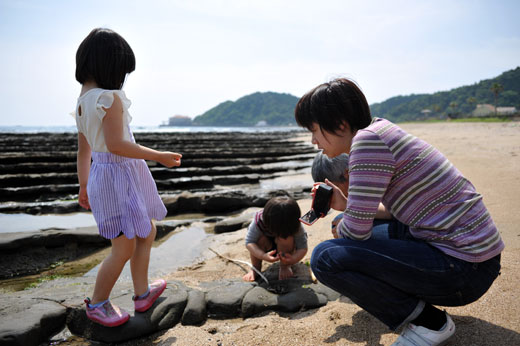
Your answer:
[278,265,294,280]
[243,270,257,282]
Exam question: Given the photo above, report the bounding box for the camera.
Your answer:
[299,184,333,225]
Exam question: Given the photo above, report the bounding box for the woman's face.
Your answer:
[310,123,354,157]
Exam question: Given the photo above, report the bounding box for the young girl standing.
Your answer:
[75,28,182,327]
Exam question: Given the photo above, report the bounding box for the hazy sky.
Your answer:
[1,0,519,126]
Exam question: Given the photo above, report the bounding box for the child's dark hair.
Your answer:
[295,78,372,135]
[75,28,136,90]
[263,196,301,239]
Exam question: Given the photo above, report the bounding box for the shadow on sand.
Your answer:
[323,310,520,346]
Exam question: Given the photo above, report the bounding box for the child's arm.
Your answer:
[102,93,182,168]
[245,243,278,263]
[77,132,91,210]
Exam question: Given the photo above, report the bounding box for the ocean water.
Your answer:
[0,125,303,134]
[0,212,97,233]
[0,125,311,234]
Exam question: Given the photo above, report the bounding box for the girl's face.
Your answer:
[310,123,355,158]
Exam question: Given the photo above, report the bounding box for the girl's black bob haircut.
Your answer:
[294,78,372,135]
[75,28,135,90]
[263,196,301,239]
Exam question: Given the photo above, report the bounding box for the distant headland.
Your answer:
[161,67,520,126]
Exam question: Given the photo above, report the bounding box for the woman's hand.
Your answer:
[158,152,182,168]
[312,179,347,211]
[78,186,90,210]
[263,250,279,263]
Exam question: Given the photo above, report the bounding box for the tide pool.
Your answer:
[0,212,97,233]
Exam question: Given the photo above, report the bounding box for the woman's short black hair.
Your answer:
[263,196,301,239]
[295,78,372,135]
[75,28,135,90]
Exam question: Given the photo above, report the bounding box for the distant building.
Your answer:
[472,104,495,117]
[420,109,432,117]
[255,120,268,127]
[167,115,192,126]
[497,107,517,115]
[472,104,518,117]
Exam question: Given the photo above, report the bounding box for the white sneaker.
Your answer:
[391,313,455,346]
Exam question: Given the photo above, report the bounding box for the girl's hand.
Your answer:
[158,152,182,168]
[331,220,340,238]
[279,251,295,265]
[331,213,343,239]
[263,250,279,263]
[78,186,90,210]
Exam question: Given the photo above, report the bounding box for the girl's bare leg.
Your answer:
[243,251,263,282]
[243,235,273,282]
[91,234,136,304]
[130,220,157,296]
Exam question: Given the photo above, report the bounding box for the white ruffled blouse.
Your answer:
[75,88,133,152]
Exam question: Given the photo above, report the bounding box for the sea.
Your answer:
[0,125,303,134]
[0,124,310,234]
[0,124,313,280]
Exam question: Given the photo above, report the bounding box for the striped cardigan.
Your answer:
[337,117,504,262]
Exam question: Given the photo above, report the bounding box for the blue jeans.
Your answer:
[311,219,501,330]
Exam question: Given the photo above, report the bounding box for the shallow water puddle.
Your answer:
[260,171,313,190]
[0,212,96,233]
[85,223,209,280]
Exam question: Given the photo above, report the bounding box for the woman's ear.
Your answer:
[339,121,352,134]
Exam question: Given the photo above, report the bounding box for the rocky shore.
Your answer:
[0,130,324,345]
[0,130,315,213]
[0,130,316,281]
[1,122,519,346]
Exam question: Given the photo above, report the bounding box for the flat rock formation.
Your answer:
[0,269,341,345]
[0,131,316,207]
[0,130,325,345]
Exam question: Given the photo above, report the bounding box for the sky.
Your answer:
[0,0,519,127]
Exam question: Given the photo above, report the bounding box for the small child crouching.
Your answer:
[243,196,308,281]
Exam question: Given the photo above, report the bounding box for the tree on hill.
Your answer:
[490,83,504,116]
[447,101,459,119]
[189,67,520,126]
[192,92,299,126]
[370,67,520,122]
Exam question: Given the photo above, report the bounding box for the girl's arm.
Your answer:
[245,243,279,263]
[77,132,91,210]
[102,93,182,168]
[279,248,307,266]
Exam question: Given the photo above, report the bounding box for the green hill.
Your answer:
[191,67,519,126]
[370,67,520,122]
[193,92,299,126]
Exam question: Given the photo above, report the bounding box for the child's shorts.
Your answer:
[87,151,167,239]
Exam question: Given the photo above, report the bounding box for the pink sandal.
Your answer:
[84,298,130,327]
[133,279,167,312]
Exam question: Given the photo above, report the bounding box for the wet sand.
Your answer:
[132,121,520,346]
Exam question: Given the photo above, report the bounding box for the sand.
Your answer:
[122,122,520,346]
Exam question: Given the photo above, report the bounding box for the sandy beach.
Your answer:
[116,121,520,346]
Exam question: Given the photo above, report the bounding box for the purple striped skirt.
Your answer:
[87,152,167,239]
